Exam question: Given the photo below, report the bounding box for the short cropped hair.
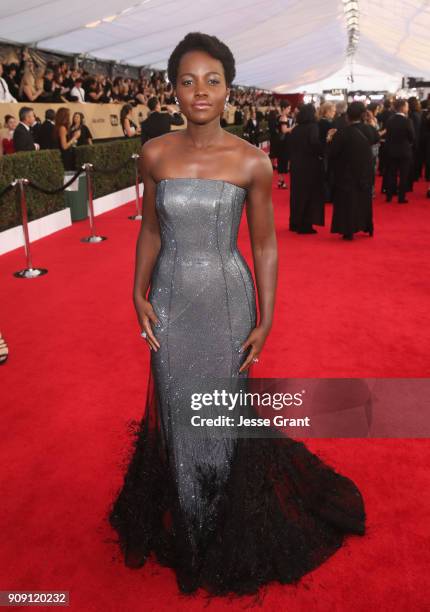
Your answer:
[393,98,408,112]
[280,99,291,110]
[167,32,236,88]
[347,101,366,121]
[19,106,34,122]
[296,103,316,124]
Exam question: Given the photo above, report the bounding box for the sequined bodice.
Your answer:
[155,177,248,266]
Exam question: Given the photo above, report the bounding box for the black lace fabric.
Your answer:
[106,368,366,599]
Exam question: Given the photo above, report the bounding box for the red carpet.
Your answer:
[1,173,429,611]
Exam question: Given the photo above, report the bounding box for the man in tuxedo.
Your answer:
[35,109,56,149]
[13,107,40,152]
[384,98,415,203]
[140,96,174,144]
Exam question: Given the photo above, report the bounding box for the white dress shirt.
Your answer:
[70,86,86,103]
[0,77,17,103]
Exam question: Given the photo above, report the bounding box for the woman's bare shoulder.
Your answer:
[140,132,181,177]
[225,131,272,182]
[226,129,266,158]
[144,130,180,148]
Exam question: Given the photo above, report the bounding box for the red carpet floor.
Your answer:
[1,172,429,611]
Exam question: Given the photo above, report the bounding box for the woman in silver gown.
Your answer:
[107,32,366,597]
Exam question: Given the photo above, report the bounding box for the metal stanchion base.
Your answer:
[13,267,48,278]
[128,214,142,221]
[80,235,108,243]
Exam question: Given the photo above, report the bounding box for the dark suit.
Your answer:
[333,113,348,131]
[35,120,56,150]
[244,118,261,146]
[13,122,36,152]
[384,113,415,200]
[376,109,394,181]
[140,111,171,144]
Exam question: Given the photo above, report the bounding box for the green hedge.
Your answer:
[226,122,269,142]
[0,123,269,232]
[74,123,269,200]
[0,150,65,232]
[75,137,141,199]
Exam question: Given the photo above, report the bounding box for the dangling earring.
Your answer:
[175,96,179,107]
[224,96,229,110]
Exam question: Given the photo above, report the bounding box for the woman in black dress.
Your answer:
[120,104,141,138]
[267,102,280,169]
[289,103,325,233]
[53,107,80,171]
[243,106,262,147]
[70,112,93,146]
[318,102,336,201]
[328,102,374,240]
[276,100,294,188]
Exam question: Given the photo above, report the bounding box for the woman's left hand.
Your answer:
[238,324,271,372]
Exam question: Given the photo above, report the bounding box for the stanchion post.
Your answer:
[80,163,107,243]
[13,178,48,278]
[128,153,142,220]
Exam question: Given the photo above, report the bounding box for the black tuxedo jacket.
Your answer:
[385,114,415,158]
[244,118,261,137]
[13,123,36,152]
[35,121,56,149]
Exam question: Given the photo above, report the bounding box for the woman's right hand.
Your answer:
[134,295,161,351]
[74,129,81,141]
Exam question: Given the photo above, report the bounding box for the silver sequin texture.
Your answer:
[147,178,257,545]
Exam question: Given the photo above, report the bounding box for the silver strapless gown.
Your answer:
[108,178,366,597]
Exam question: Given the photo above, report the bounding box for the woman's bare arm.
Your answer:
[23,84,42,101]
[239,149,278,371]
[132,140,162,350]
[59,125,79,150]
[123,117,135,137]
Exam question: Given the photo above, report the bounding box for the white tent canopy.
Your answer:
[1,0,429,91]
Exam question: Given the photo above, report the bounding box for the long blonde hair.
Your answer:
[19,66,36,98]
[34,67,45,91]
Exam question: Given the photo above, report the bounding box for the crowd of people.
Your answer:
[0,51,272,108]
[2,50,430,241]
[0,52,174,106]
[1,87,430,359]
[0,50,276,164]
[1,106,93,169]
[263,95,430,240]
